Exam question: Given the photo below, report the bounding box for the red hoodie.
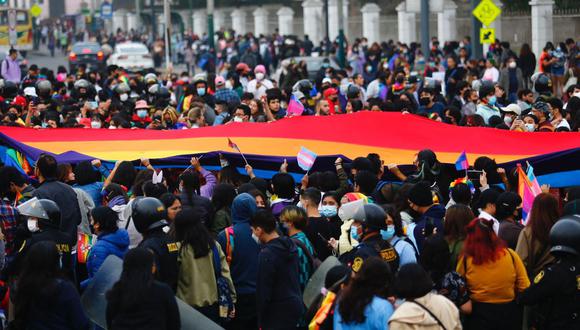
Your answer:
[323,88,339,114]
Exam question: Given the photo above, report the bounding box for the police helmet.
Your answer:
[3,81,18,99]
[531,72,552,94]
[352,204,387,231]
[131,197,168,234]
[549,215,580,256]
[115,82,131,94]
[156,86,171,99]
[292,79,313,95]
[144,73,158,85]
[36,80,53,98]
[74,79,90,90]
[17,197,61,229]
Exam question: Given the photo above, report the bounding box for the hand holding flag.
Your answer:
[228,138,249,165]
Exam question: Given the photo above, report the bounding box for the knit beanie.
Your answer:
[408,181,434,207]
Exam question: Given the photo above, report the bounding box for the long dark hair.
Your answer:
[174,207,213,258]
[444,204,474,242]
[420,235,451,287]
[212,183,237,211]
[106,248,154,310]
[14,241,62,329]
[528,193,560,245]
[520,43,532,57]
[179,171,201,204]
[74,161,100,185]
[338,257,393,324]
[112,161,137,190]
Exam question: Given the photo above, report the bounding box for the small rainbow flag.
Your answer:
[77,232,95,264]
[517,164,540,224]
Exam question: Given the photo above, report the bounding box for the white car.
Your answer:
[107,42,154,72]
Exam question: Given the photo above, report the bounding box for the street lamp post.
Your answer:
[324,0,330,56]
[163,0,171,70]
[151,0,156,40]
[207,0,215,74]
[337,0,345,67]
[135,0,141,33]
[420,0,429,60]
[471,0,483,59]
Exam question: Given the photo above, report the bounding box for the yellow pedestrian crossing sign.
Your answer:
[480,28,495,44]
[30,4,42,18]
[473,0,501,27]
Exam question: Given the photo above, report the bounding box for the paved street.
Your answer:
[26,46,68,72]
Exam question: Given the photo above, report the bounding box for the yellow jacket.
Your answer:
[456,248,530,304]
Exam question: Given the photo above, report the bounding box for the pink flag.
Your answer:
[286,97,304,117]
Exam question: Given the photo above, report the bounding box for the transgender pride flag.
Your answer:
[297,147,317,172]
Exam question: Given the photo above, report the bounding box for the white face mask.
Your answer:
[27,219,39,232]
[573,91,580,99]
[91,121,102,129]
[504,116,513,125]
[120,93,129,102]
[225,80,233,89]
[109,125,117,129]
[508,62,517,69]
[524,123,535,132]
[233,116,244,123]
[255,73,265,81]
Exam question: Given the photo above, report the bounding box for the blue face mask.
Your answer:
[137,109,148,118]
[320,205,338,218]
[380,225,396,241]
[197,88,206,96]
[488,95,497,106]
[350,225,360,242]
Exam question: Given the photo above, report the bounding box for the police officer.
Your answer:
[132,197,178,292]
[531,72,553,102]
[519,215,580,330]
[71,79,95,104]
[12,197,73,279]
[339,204,400,273]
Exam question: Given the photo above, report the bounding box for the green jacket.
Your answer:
[176,242,236,308]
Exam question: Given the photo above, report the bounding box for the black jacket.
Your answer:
[139,229,179,292]
[33,178,82,245]
[106,281,180,330]
[256,236,304,330]
[179,191,215,228]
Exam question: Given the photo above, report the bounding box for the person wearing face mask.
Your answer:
[530,101,554,132]
[339,203,400,274]
[216,193,260,330]
[12,198,73,280]
[213,76,240,109]
[500,103,522,129]
[382,205,418,268]
[476,82,501,125]
[418,87,445,117]
[247,65,273,100]
[499,57,524,103]
[305,191,342,261]
[522,114,539,132]
[250,210,304,330]
[407,181,446,253]
[231,104,251,123]
[547,98,570,130]
[90,114,103,129]
[131,99,152,128]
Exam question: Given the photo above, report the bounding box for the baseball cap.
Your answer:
[292,91,305,100]
[215,76,225,87]
[501,104,522,116]
[322,77,332,85]
[254,64,266,74]
[532,101,550,113]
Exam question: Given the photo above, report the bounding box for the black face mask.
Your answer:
[89,223,96,235]
[396,76,405,84]
[516,208,523,220]
[419,97,431,106]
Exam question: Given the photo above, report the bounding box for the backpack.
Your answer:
[224,226,235,266]
[291,237,322,273]
[393,236,420,261]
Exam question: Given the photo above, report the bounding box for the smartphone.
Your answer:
[88,101,98,110]
[467,170,483,181]
[317,232,329,245]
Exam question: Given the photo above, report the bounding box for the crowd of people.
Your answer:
[0,144,578,329]
[0,29,579,330]
[1,31,580,131]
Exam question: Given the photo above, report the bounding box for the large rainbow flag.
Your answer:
[1,112,579,186]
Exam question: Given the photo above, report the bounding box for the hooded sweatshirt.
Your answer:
[217,193,258,295]
[388,292,461,330]
[411,204,446,253]
[82,229,130,289]
[256,236,304,329]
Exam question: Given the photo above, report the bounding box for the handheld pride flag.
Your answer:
[517,164,540,224]
[227,138,249,165]
[455,151,469,171]
[297,146,317,172]
[286,96,305,117]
